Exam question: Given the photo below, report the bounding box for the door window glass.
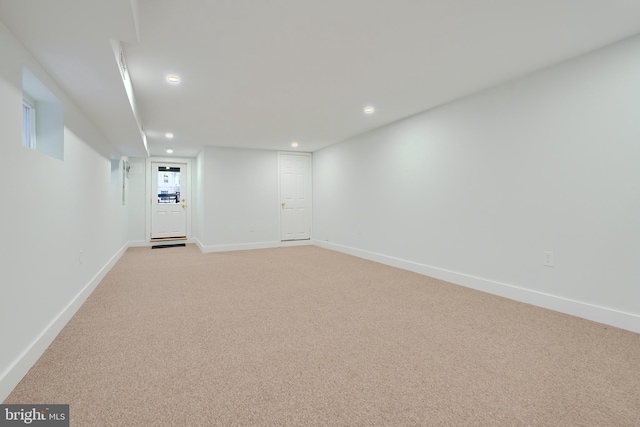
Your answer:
[157,166,180,204]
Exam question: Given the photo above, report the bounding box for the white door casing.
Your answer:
[279,152,311,241]
[151,162,187,239]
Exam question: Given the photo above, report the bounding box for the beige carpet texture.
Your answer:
[5,245,640,426]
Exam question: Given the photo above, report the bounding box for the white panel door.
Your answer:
[280,153,311,241]
[151,162,187,238]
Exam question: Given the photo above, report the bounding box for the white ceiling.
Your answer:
[2,0,640,158]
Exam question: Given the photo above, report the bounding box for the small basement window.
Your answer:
[22,94,37,149]
[22,66,64,160]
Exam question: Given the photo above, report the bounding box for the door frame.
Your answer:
[145,156,193,242]
[277,151,312,244]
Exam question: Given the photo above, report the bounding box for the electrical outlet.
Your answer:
[249,224,255,232]
[543,251,554,267]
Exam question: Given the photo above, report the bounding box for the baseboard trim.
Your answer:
[128,240,150,247]
[195,239,314,253]
[279,239,313,247]
[0,243,129,402]
[313,240,640,334]
[197,240,282,253]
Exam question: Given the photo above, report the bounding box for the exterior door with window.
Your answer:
[151,162,187,238]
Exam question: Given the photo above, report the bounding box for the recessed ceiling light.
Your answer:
[166,75,180,83]
[166,148,174,154]
[364,106,375,114]
[165,132,174,138]
[291,142,298,147]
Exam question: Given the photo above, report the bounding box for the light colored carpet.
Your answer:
[5,245,640,426]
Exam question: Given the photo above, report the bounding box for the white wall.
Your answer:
[126,157,147,244]
[0,20,129,400]
[197,146,280,252]
[313,35,640,332]
[126,148,289,251]
[194,150,204,240]
[126,148,281,251]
